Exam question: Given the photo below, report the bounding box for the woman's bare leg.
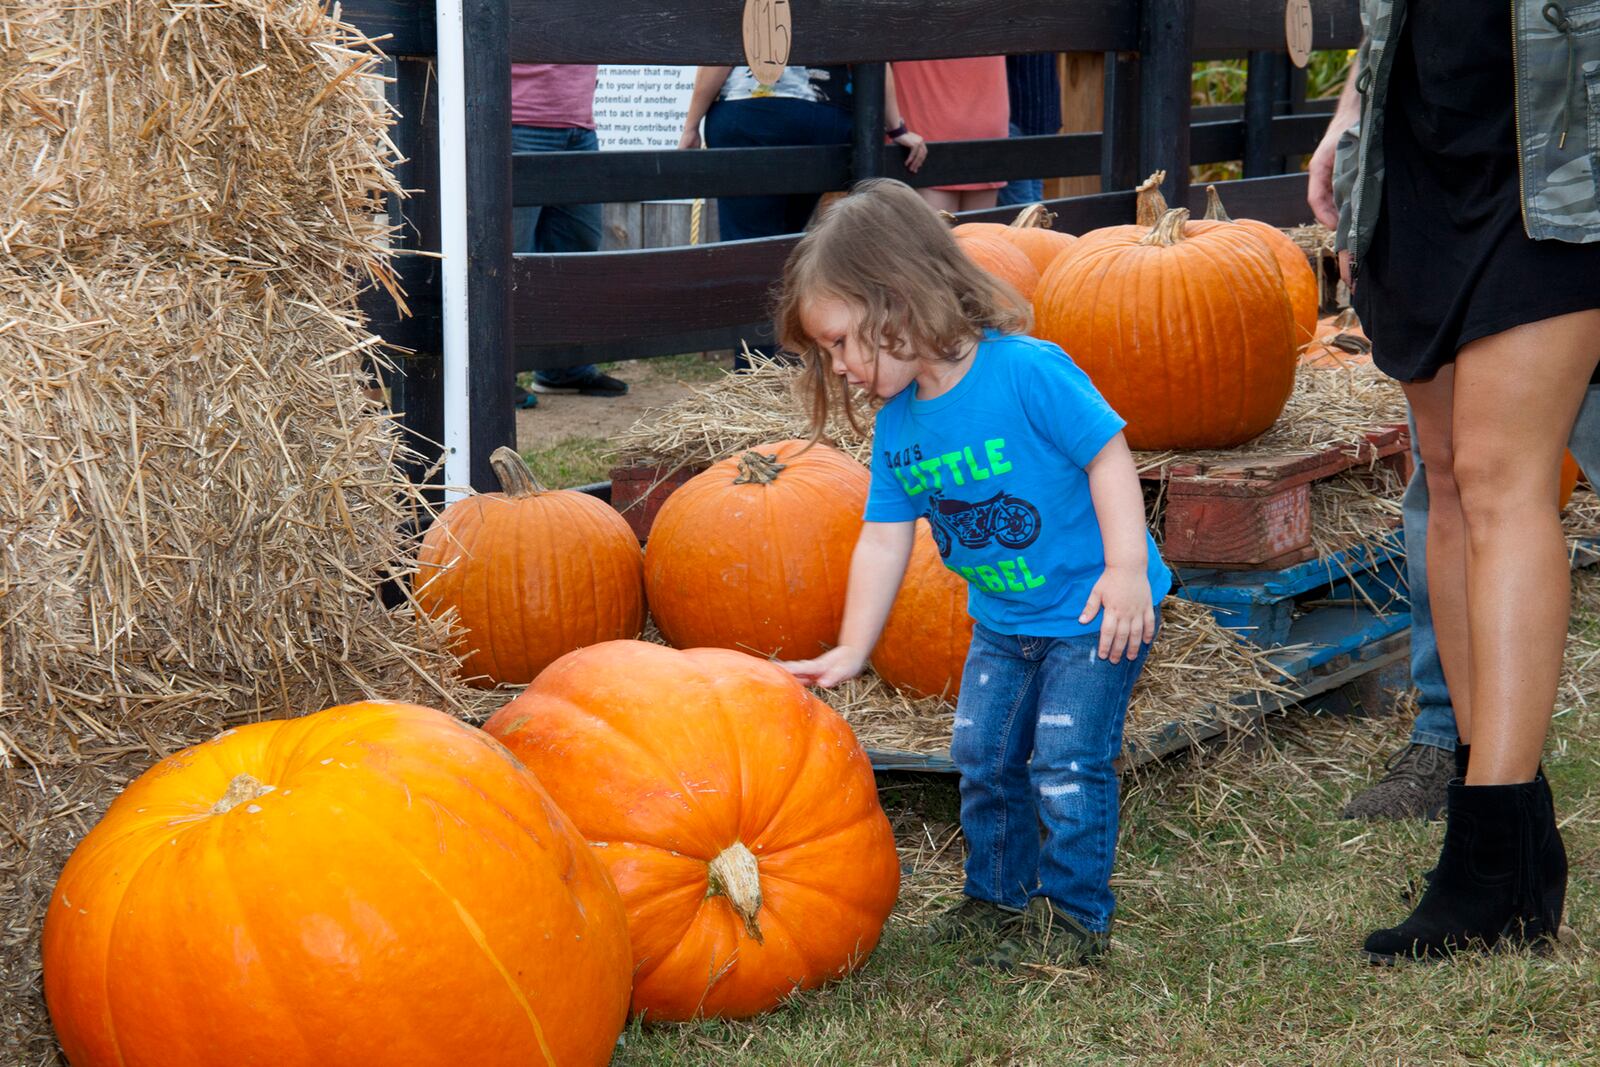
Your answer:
[957,189,998,212]
[1403,368,1473,743]
[1451,310,1600,784]
[917,187,960,212]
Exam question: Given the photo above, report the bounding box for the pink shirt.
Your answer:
[511,64,597,129]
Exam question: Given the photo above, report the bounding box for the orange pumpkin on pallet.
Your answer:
[1204,185,1320,344]
[416,446,645,686]
[872,520,973,700]
[1561,450,1583,510]
[1299,309,1373,368]
[486,641,901,1021]
[1034,207,1298,450]
[953,228,1040,299]
[44,702,633,1067]
[954,203,1078,276]
[645,440,869,660]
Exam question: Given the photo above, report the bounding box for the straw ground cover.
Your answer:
[608,569,1600,1065]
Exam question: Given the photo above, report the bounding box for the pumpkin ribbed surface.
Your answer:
[43,702,633,1067]
[1034,208,1298,450]
[644,440,868,660]
[954,230,1040,299]
[872,520,974,699]
[416,448,644,686]
[485,640,901,1020]
[1204,187,1319,343]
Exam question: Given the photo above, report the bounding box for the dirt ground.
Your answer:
[515,353,733,452]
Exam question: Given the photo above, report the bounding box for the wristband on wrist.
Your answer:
[885,121,909,139]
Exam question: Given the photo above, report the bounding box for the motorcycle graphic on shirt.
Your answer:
[925,489,1043,559]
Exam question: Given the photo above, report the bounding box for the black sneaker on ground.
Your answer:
[514,387,539,409]
[531,370,629,397]
[972,897,1110,970]
[1341,742,1455,821]
[921,896,1018,946]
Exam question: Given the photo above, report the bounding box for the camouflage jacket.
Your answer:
[1334,0,1600,271]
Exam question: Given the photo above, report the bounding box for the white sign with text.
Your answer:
[593,65,698,150]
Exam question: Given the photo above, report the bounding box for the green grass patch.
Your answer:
[606,352,731,385]
[519,436,613,488]
[613,579,1600,1065]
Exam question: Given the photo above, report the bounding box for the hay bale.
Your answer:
[0,1,463,1056]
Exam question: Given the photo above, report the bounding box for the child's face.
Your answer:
[800,294,917,400]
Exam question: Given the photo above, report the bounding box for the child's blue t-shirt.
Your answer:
[865,332,1172,638]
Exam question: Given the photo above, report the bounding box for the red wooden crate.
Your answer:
[608,461,707,541]
[1150,424,1411,570]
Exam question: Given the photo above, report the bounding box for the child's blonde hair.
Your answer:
[776,179,1033,438]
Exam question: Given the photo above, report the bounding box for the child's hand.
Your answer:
[779,645,869,688]
[1078,565,1156,664]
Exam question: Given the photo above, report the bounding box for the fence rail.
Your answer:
[341,0,1360,491]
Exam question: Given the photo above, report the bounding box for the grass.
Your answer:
[610,575,1600,1065]
[520,436,613,487]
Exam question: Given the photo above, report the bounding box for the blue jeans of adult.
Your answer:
[997,122,1044,207]
[1405,385,1600,750]
[703,97,853,241]
[949,615,1159,933]
[513,125,602,388]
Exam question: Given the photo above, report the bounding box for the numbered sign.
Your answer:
[743,0,790,86]
[1285,0,1313,68]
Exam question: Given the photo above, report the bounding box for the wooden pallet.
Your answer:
[1148,424,1412,570]
[608,461,707,542]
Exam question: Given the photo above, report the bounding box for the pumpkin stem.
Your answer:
[1134,170,1169,227]
[1139,208,1191,248]
[1008,203,1057,230]
[732,451,786,486]
[211,774,273,814]
[936,210,958,225]
[1203,184,1233,223]
[489,446,547,499]
[707,842,764,943]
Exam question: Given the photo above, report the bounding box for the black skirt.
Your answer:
[1352,0,1600,383]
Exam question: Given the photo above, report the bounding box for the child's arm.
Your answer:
[780,520,916,687]
[1079,433,1157,663]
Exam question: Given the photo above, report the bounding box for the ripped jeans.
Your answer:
[949,615,1158,932]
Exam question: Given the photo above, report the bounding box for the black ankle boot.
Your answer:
[1364,776,1566,963]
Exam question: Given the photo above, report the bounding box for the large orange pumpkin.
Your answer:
[1561,450,1583,509]
[954,204,1077,276]
[1034,207,1298,450]
[999,203,1079,275]
[43,702,633,1067]
[485,641,901,1020]
[644,440,869,659]
[872,520,973,699]
[416,446,644,686]
[953,229,1040,299]
[1204,185,1320,344]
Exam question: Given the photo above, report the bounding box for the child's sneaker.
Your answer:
[922,896,1018,945]
[975,897,1110,970]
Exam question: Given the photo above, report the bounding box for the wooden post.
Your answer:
[1137,0,1195,208]
[851,62,886,184]
[386,55,444,497]
[1243,50,1288,177]
[461,0,514,493]
[1102,51,1142,191]
[1044,52,1105,200]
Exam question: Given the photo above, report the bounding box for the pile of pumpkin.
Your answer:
[40,439,950,1067]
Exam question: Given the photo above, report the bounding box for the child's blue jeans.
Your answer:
[949,616,1158,933]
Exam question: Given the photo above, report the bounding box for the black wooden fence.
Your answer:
[346,0,1361,492]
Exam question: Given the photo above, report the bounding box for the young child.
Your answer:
[777,179,1171,968]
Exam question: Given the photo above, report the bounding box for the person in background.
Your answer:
[890,57,1010,213]
[679,64,926,369]
[997,54,1061,208]
[511,63,628,407]
[678,65,927,241]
